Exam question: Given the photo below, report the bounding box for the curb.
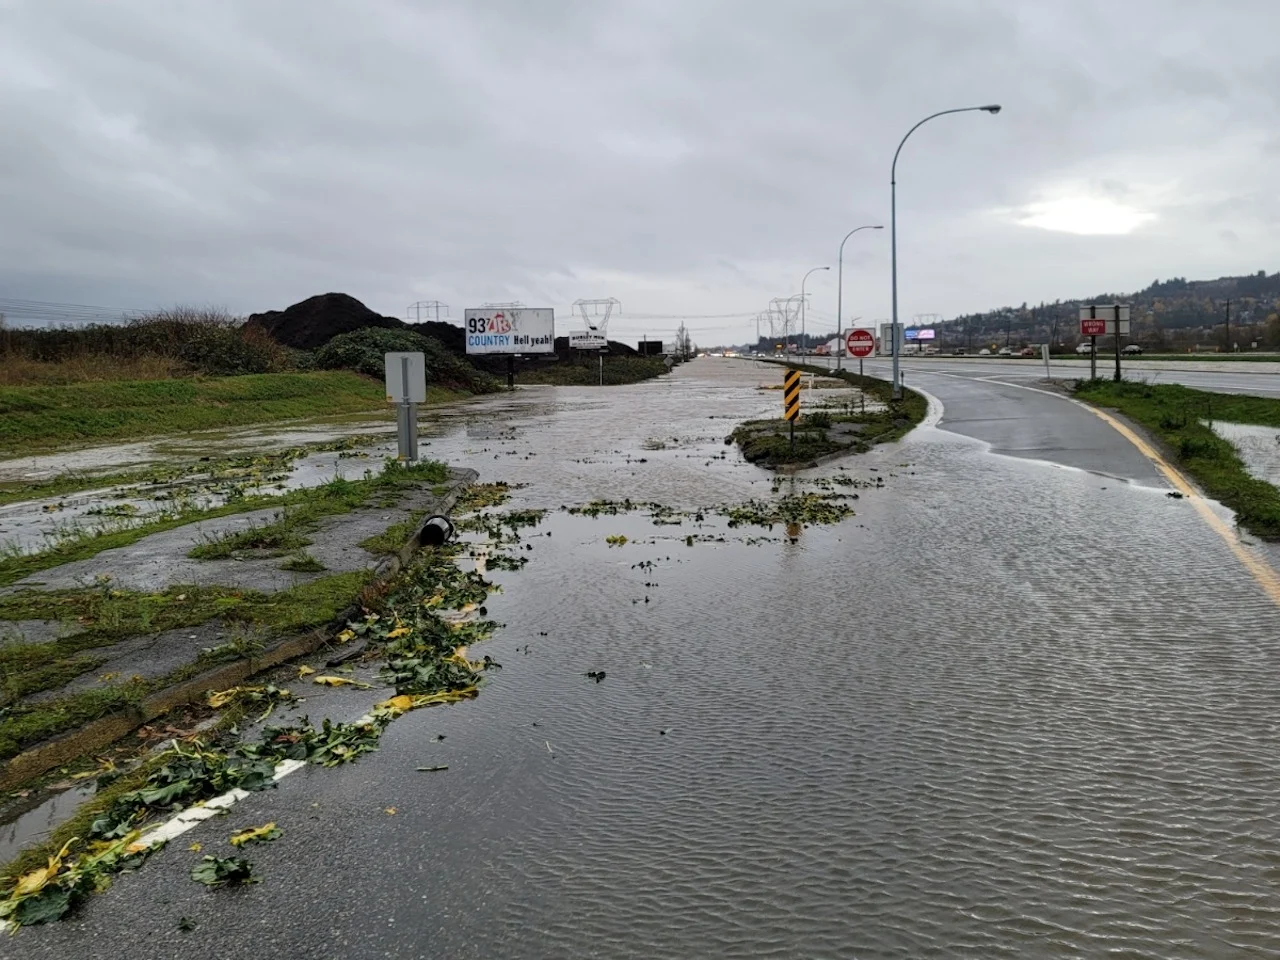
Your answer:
[0,468,478,792]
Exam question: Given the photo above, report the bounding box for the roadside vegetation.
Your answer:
[0,307,500,456]
[1074,379,1280,538]
[515,355,671,386]
[0,459,450,587]
[0,371,398,458]
[732,363,928,467]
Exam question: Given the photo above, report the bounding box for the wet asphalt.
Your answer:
[12,358,1280,960]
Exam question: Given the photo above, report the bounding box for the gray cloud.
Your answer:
[1,0,1278,344]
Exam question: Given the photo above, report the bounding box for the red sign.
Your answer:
[846,328,875,358]
[1080,318,1106,336]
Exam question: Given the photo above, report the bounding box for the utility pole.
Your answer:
[1225,298,1232,352]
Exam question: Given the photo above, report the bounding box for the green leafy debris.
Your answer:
[190,855,258,887]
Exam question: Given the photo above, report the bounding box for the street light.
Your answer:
[835,225,883,371]
[890,104,1001,398]
[800,266,830,355]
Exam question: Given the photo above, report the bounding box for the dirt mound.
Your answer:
[245,293,405,350]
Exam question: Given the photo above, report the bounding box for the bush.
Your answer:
[807,411,832,429]
[0,307,296,380]
[312,327,500,394]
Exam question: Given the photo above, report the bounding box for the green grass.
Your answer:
[517,356,670,386]
[279,550,327,573]
[0,571,373,762]
[1074,379,1280,538]
[0,371,395,458]
[0,459,450,587]
[189,521,313,560]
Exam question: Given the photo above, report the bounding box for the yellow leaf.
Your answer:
[373,694,415,717]
[229,822,280,847]
[459,603,478,615]
[335,629,356,643]
[386,625,411,639]
[12,839,75,897]
[297,665,315,678]
[189,842,202,852]
[206,686,261,709]
[384,807,396,815]
[312,675,371,689]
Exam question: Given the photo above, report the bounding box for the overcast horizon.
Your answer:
[2,0,1278,345]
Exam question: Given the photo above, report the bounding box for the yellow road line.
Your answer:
[1084,403,1280,607]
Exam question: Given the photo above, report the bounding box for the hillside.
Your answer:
[943,269,1280,350]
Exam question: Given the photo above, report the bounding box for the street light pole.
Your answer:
[890,104,1001,399]
[835,224,883,371]
[800,266,829,358]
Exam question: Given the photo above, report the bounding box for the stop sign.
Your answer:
[845,328,875,358]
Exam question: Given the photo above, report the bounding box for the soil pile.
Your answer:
[245,293,405,350]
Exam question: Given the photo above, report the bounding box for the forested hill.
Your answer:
[944,269,1280,348]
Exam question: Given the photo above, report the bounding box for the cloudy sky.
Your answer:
[2,0,1277,345]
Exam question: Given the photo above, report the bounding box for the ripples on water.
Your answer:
[18,360,1280,959]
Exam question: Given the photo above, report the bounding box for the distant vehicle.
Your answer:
[1075,343,1094,355]
[1123,344,1143,355]
[952,348,966,356]
[997,346,1013,357]
[1017,347,1035,357]
[978,348,991,356]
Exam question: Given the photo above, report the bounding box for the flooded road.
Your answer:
[17,358,1280,959]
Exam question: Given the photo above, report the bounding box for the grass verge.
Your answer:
[1073,379,1280,538]
[0,371,398,458]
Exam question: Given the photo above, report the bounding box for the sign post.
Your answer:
[783,368,802,450]
[384,352,427,462]
[845,328,875,379]
[1080,305,1130,383]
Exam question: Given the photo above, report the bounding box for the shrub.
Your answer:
[312,328,500,394]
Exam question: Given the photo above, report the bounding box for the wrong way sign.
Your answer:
[845,328,875,358]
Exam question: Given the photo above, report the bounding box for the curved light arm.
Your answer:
[839,224,883,259]
[892,105,1001,183]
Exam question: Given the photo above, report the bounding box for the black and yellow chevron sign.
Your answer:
[783,369,801,422]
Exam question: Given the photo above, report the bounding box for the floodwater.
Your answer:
[360,361,1280,959]
[15,358,1280,959]
[1211,420,1280,486]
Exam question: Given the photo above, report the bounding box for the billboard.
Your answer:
[903,328,936,341]
[464,308,555,354]
[569,331,608,350]
[638,340,664,356]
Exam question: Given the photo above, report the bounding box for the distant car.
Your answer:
[952,348,966,356]
[998,346,1013,356]
[1123,344,1143,355]
[1075,343,1094,355]
[978,348,991,356]
[1017,347,1036,357]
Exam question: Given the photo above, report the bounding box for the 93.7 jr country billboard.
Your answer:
[464,308,555,354]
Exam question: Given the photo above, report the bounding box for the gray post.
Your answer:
[396,355,418,462]
[1113,305,1122,383]
[836,225,883,373]
[599,351,603,386]
[890,104,1001,399]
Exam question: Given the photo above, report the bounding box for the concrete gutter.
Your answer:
[0,468,477,792]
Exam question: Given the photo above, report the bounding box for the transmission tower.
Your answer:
[406,301,449,322]
[571,298,621,338]
[768,296,802,347]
